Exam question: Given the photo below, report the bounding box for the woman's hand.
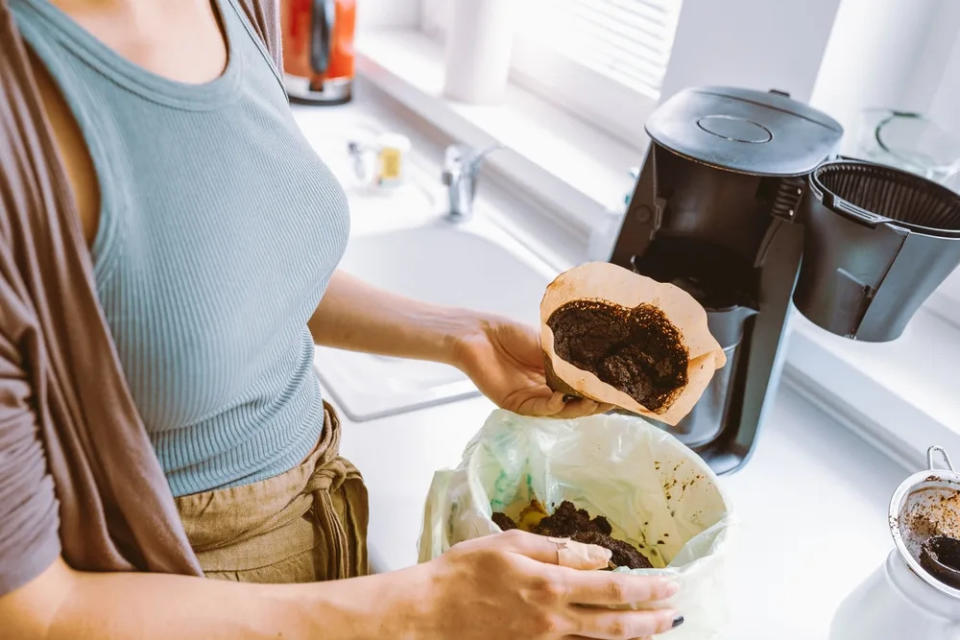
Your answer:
[410,530,682,640]
[451,314,612,418]
[311,273,611,417]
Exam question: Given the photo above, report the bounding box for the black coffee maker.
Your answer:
[611,86,960,474]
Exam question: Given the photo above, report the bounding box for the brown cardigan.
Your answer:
[0,0,283,593]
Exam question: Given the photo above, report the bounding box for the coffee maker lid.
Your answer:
[646,86,843,177]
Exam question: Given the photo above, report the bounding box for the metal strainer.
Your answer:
[890,446,960,598]
[832,446,960,639]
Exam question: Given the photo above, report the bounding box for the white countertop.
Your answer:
[294,93,912,640]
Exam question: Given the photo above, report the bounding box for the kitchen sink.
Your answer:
[314,218,557,421]
[294,109,559,420]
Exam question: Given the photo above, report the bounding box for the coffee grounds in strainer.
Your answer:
[907,487,960,539]
[921,535,960,588]
[901,485,960,567]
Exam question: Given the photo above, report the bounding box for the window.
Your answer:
[419,0,684,142]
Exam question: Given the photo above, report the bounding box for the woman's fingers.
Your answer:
[563,635,659,639]
[568,608,680,639]
[509,387,614,419]
[523,390,603,419]
[557,569,678,606]
[443,531,683,640]
[499,530,612,569]
[550,396,605,419]
[455,530,611,570]
[547,537,613,570]
[565,636,654,640]
[478,532,679,603]
[511,389,567,416]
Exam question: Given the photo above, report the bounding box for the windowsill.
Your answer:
[785,307,960,469]
[926,270,960,329]
[355,29,645,237]
[355,27,960,468]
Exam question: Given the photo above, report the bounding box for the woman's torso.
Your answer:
[11,0,349,496]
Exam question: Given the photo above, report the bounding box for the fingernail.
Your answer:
[672,615,685,628]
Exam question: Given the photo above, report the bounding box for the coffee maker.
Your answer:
[611,86,960,474]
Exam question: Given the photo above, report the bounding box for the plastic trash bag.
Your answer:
[419,409,734,639]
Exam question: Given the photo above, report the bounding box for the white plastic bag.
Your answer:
[419,410,734,639]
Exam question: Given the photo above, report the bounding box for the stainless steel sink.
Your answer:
[314,217,556,421]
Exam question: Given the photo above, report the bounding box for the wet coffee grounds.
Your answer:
[547,300,688,412]
[493,500,652,569]
[491,512,518,533]
[920,535,960,588]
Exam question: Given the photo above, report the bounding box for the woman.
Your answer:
[0,0,684,637]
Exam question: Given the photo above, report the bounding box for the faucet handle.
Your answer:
[441,142,505,221]
[443,142,503,176]
[442,144,468,186]
[443,143,470,168]
[467,143,504,173]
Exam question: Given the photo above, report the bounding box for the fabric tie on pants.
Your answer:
[305,454,366,579]
[175,403,368,582]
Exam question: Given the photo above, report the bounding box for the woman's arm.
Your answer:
[2,557,407,639]
[308,270,478,366]
[308,271,608,417]
[2,534,681,640]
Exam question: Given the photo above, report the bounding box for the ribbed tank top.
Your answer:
[11,0,349,496]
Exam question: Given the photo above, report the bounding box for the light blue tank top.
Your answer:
[12,0,349,496]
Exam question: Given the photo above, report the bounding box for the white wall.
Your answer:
[810,0,960,145]
[362,0,960,151]
[357,0,419,31]
[660,0,960,159]
[928,35,960,136]
[660,0,842,103]
[418,0,449,39]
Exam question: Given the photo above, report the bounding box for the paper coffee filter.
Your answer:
[540,262,726,425]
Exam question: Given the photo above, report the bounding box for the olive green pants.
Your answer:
[175,403,368,582]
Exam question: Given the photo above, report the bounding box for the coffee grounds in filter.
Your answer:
[547,300,688,412]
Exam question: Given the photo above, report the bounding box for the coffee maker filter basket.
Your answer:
[793,160,960,340]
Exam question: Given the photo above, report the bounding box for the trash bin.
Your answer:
[419,410,734,639]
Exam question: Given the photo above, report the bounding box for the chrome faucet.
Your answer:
[441,143,503,221]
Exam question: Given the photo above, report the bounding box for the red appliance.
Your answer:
[281,0,356,104]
